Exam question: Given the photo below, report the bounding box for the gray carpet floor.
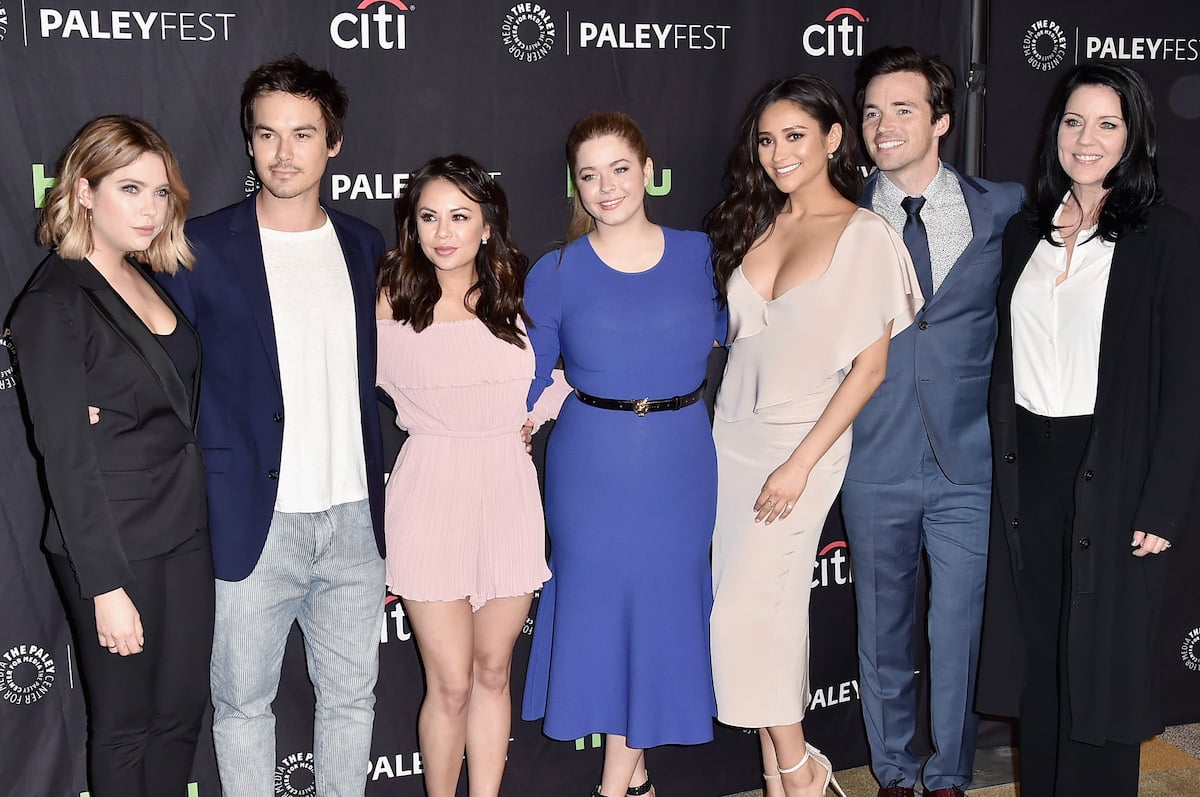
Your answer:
[722,723,1200,796]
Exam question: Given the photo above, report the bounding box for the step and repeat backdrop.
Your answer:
[0,1,1196,796]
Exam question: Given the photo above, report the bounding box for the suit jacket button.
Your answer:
[1079,537,1090,549]
[918,321,929,330]
[184,443,197,455]
[1084,469,1094,480]
[267,469,279,480]
[1004,451,1016,463]
[1011,518,1019,528]
[273,412,284,423]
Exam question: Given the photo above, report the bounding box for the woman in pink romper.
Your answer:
[375,155,566,797]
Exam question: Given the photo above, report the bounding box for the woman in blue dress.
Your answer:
[522,111,724,797]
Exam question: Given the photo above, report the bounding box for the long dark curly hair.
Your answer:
[377,155,531,347]
[705,75,862,304]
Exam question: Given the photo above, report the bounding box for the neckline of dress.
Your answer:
[737,208,865,303]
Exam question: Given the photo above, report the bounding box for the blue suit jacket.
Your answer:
[158,195,386,581]
[846,166,1023,485]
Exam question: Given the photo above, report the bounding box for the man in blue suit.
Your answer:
[841,47,1023,797]
[159,56,386,797]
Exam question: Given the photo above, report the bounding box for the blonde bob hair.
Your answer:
[37,115,194,274]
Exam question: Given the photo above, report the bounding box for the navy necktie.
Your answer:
[901,195,934,301]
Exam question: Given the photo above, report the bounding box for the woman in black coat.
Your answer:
[976,63,1200,797]
[8,116,212,797]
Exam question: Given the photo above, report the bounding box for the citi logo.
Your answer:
[812,540,852,589]
[330,0,410,50]
[803,7,865,57]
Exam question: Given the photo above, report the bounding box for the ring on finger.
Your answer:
[1164,541,1172,549]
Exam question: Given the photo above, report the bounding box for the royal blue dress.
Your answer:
[521,227,723,747]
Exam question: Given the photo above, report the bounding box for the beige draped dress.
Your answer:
[710,208,923,728]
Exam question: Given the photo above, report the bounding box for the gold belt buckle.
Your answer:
[633,397,651,417]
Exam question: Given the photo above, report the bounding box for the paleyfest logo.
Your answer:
[330,0,410,50]
[502,2,555,62]
[0,6,8,41]
[1023,19,1068,71]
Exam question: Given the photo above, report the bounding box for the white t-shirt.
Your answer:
[260,216,367,512]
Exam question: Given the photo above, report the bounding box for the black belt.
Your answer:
[574,382,706,417]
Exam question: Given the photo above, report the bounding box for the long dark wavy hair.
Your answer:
[705,75,862,304]
[377,155,530,347]
[1030,61,1161,243]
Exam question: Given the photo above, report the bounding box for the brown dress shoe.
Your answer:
[877,784,915,797]
[925,787,967,797]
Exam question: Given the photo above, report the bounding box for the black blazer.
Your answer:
[977,204,1200,744]
[9,253,207,599]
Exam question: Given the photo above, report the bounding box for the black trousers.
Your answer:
[50,531,214,797]
[1013,408,1139,797]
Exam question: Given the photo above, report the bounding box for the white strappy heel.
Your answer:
[777,743,846,797]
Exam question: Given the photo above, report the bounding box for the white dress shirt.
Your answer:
[1012,209,1115,417]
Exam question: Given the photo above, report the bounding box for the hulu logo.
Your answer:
[566,165,672,198]
[575,732,602,751]
[33,164,57,209]
[82,785,198,797]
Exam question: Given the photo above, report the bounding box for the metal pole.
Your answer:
[964,0,989,176]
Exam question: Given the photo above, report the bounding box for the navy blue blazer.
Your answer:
[158,195,386,581]
[847,165,1024,485]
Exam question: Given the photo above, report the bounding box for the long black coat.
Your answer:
[976,204,1200,745]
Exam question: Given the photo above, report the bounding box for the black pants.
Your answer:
[50,531,214,797]
[1013,408,1139,797]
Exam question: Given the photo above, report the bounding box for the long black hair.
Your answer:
[377,155,531,347]
[705,74,862,304]
[1031,61,1162,243]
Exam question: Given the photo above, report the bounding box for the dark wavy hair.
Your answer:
[705,74,862,303]
[241,54,348,149]
[563,111,651,247]
[853,46,956,136]
[1030,61,1161,243]
[377,155,530,347]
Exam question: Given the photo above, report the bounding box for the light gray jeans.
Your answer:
[211,499,384,796]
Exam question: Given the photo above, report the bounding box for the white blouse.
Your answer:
[1011,211,1115,418]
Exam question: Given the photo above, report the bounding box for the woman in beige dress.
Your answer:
[705,75,922,797]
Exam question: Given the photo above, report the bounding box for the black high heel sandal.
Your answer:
[627,773,653,795]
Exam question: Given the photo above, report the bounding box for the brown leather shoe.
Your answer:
[877,784,915,797]
[925,787,967,797]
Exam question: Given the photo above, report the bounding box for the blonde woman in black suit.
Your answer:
[8,116,211,797]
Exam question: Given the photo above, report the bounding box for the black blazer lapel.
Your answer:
[71,258,194,430]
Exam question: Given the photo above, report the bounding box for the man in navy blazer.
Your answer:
[159,56,386,797]
[840,47,1023,797]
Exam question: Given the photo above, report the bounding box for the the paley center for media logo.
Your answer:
[0,6,9,41]
[1023,19,1068,71]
